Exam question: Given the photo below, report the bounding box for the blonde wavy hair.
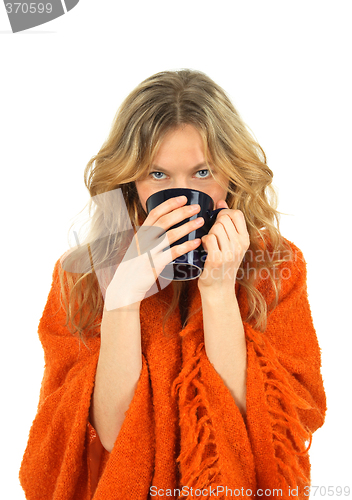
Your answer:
[59,68,293,346]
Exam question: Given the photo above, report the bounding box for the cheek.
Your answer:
[135,182,151,213]
[140,197,147,213]
[209,185,229,206]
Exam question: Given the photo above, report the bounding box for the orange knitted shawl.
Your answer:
[19,239,326,500]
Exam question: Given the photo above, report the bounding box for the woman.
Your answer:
[19,69,326,500]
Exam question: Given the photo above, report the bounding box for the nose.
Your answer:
[169,177,193,190]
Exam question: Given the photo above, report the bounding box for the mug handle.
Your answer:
[202,207,226,235]
[208,207,226,220]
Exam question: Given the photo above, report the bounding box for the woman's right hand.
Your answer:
[104,195,204,311]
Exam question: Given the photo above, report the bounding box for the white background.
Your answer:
[1,0,351,498]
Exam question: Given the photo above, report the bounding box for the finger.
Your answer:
[145,195,188,225]
[212,213,238,242]
[216,199,229,210]
[147,199,202,238]
[166,214,204,246]
[207,221,232,253]
[202,233,221,263]
[157,236,202,269]
[217,209,248,237]
[228,210,247,236]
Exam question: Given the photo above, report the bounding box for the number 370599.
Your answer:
[5,3,53,14]
[304,486,350,496]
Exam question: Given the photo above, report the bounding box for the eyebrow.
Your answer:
[150,162,210,173]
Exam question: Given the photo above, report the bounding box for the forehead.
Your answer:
[152,125,207,165]
[157,124,204,147]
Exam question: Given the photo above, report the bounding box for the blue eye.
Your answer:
[150,172,166,179]
[195,169,210,178]
[149,169,210,180]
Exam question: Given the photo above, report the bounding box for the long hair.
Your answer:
[59,68,293,346]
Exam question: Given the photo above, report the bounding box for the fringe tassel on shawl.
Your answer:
[171,339,222,500]
[171,274,314,500]
[245,325,313,493]
[171,324,313,499]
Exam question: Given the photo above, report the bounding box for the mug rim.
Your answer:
[146,187,213,212]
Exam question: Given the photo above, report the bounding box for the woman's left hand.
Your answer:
[198,199,250,294]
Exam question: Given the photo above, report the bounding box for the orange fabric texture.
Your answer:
[19,239,326,500]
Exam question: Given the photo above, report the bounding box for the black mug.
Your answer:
[146,188,225,281]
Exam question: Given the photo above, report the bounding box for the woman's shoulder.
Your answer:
[279,235,307,278]
[253,231,308,299]
[258,229,306,270]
